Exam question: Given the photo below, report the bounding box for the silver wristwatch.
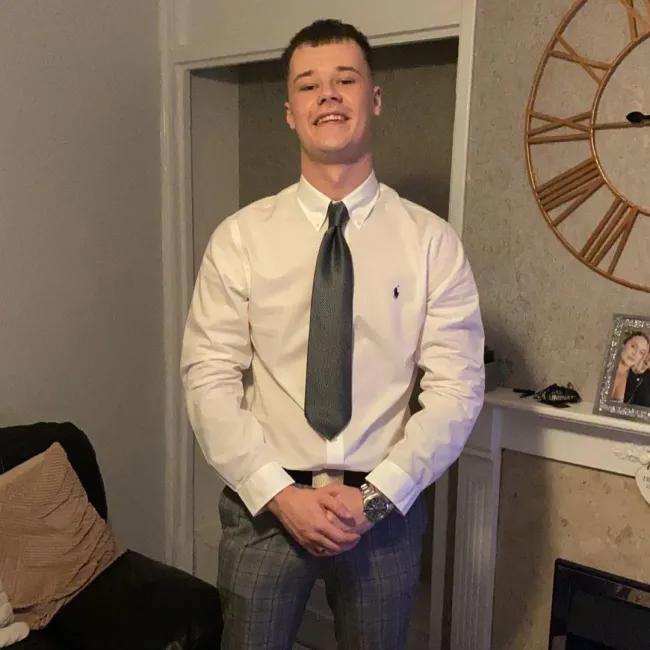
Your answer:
[360,482,394,524]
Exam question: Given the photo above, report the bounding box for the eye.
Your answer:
[338,78,356,85]
[298,83,316,92]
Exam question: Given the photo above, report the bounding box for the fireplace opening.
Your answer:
[548,559,650,649]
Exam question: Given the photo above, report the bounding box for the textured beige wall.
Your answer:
[492,451,650,650]
[0,1,164,559]
[463,0,649,398]
[238,38,458,217]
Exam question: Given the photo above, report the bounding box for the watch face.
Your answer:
[364,495,389,523]
[526,0,650,292]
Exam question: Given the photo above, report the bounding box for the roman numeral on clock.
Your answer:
[619,0,650,42]
[580,199,639,273]
[549,36,611,83]
[525,0,650,293]
[536,157,604,224]
[528,111,591,144]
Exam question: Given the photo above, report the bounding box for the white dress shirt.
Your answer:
[181,172,485,516]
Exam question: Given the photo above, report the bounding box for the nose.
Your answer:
[318,82,342,105]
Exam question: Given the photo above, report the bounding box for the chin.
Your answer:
[313,137,351,151]
[313,142,364,163]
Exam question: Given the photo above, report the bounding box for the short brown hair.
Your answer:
[281,19,373,79]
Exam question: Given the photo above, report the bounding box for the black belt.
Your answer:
[285,469,367,488]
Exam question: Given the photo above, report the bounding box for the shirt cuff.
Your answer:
[237,462,295,516]
[364,460,420,516]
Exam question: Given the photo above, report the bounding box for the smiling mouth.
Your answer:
[314,113,348,126]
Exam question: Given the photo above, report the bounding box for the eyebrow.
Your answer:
[292,65,362,85]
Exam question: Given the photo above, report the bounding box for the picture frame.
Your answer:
[594,313,650,424]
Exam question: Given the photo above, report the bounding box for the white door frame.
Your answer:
[158,2,478,646]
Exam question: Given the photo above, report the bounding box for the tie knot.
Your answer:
[327,202,349,229]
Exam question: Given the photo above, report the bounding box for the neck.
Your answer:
[300,153,373,201]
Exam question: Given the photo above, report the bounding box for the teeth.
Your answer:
[317,114,345,124]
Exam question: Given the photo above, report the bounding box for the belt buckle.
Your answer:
[312,469,344,488]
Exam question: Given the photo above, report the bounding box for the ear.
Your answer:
[285,100,296,130]
[372,86,382,117]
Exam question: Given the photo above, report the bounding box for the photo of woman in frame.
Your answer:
[610,331,649,404]
[595,314,650,423]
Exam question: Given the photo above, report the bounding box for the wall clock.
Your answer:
[526,0,650,292]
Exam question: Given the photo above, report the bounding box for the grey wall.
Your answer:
[238,38,458,216]
[463,0,649,398]
[0,0,164,559]
[191,70,239,273]
[189,70,239,581]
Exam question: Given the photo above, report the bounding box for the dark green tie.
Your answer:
[304,202,354,440]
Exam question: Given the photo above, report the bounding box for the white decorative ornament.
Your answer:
[635,464,650,506]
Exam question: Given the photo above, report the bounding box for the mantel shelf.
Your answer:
[485,388,650,438]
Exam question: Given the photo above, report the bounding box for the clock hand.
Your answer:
[626,111,650,124]
[594,112,650,130]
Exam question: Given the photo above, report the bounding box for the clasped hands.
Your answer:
[267,484,373,557]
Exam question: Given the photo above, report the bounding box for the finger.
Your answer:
[325,509,356,532]
[308,532,343,554]
[307,546,338,558]
[317,520,360,545]
[318,494,354,520]
[340,536,360,551]
[327,535,360,554]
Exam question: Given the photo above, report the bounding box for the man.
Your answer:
[181,19,484,649]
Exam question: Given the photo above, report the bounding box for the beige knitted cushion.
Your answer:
[0,442,123,629]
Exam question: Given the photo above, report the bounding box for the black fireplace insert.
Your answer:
[548,559,650,649]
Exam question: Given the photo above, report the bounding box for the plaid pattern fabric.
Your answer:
[217,486,427,649]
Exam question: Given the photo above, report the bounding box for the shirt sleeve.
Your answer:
[180,216,294,516]
[365,223,485,515]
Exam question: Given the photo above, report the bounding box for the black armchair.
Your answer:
[0,422,222,650]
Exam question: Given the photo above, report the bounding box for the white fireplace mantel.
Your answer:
[450,388,650,650]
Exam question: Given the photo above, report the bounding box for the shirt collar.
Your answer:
[296,171,380,231]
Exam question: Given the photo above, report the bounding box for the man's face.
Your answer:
[285,40,381,165]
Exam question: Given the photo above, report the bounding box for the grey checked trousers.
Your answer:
[217,486,428,650]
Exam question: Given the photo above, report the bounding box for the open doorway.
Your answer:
[188,36,459,650]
